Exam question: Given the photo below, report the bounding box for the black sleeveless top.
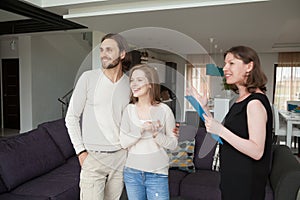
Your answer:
[220,93,273,200]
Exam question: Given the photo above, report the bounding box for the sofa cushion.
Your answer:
[167,139,195,172]
[168,169,188,197]
[180,170,221,200]
[194,127,217,170]
[0,128,65,190]
[39,118,75,159]
[11,156,80,200]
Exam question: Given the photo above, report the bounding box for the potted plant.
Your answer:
[222,77,231,97]
[222,77,230,90]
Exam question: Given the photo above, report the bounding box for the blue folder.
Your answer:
[185,95,223,144]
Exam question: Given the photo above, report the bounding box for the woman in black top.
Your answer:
[189,46,272,200]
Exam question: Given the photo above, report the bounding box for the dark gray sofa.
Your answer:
[0,119,299,200]
[169,127,300,200]
[0,118,80,200]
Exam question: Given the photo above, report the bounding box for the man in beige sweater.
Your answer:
[65,33,131,200]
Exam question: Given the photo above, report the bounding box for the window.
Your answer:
[185,63,210,110]
[273,64,300,110]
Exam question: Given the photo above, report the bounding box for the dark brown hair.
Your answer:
[224,46,267,93]
[101,33,132,72]
[129,64,161,105]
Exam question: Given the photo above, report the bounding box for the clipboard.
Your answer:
[185,95,223,144]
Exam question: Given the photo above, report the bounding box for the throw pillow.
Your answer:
[167,139,195,172]
[0,128,65,190]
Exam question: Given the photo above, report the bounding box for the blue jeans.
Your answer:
[123,167,169,200]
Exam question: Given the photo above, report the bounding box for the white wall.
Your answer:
[258,53,278,102]
[19,36,33,132]
[92,31,105,69]
[0,34,91,131]
[30,33,91,127]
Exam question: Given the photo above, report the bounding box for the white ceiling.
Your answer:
[16,0,300,53]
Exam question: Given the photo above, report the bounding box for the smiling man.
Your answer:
[65,33,131,200]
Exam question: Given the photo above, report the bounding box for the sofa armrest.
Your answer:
[269,145,300,200]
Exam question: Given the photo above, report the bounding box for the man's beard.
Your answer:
[104,57,121,69]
